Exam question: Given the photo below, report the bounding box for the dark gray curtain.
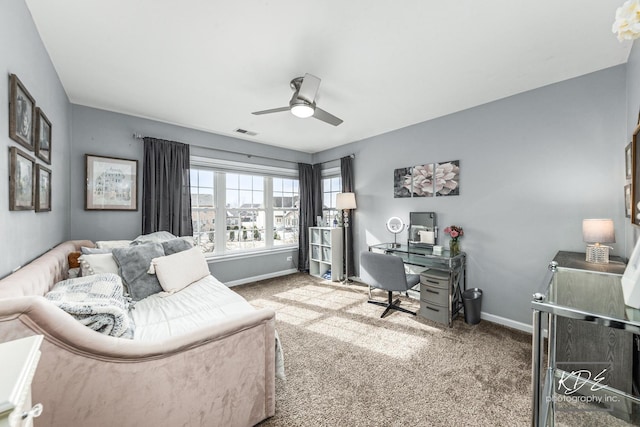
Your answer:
[298,163,323,271]
[142,137,193,237]
[341,156,355,277]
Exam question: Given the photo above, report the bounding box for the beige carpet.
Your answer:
[234,273,533,427]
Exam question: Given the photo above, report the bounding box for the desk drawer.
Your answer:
[419,301,449,325]
[420,269,449,289]
[421,283,449,306]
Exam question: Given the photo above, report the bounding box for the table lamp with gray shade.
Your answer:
[336,192,356,282]
[582,219,615,264]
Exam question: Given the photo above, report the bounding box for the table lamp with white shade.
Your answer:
[582,219,615,264]
[336,192,356,282]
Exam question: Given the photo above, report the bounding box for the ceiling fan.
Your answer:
[252,73,343,126]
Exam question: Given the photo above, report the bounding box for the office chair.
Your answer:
[360,251,419,318]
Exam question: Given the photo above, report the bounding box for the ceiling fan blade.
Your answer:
[252,106,290,115]
[297,73,321,103]
[313,107,343,126]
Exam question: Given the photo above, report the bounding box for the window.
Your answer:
[226,173,265,252]
[190,162,299,256]
[191,169,216,253]
[322,176,342,226]
[273,178,299,246]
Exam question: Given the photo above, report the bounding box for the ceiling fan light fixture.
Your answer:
[290,103,314,118]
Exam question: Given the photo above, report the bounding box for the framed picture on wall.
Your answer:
[9,147,35,211]
[626,142,633,180]
[625,184,632,218]
[632,124,640,225]
[35,164,51,212]
[85,154,138,211]
[8,74,36,151]
[35,108,52,164]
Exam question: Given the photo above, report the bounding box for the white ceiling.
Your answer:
[25,0,632,153]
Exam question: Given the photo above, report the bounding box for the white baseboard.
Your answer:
[225,269,298,287]
[481,312,532,334]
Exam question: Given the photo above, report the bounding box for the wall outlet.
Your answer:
[286,256,293,261]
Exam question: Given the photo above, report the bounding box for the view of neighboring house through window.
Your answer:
[322,176,342,226]
[190,163,299,256]
[273,177,299,246]
[191,169,215,252]
[226,173,265,251]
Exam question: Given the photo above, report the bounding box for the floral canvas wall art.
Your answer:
[394,160,460,198]
[435,160,460,197]
[411,164,434,197]
[393,167,412,198]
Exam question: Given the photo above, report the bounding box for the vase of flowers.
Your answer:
[444,225,464,256]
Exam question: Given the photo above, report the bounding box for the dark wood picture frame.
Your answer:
[35,164,52,212]
[85,154,138,211]
[632,124,640,225]
[35,108,52,164]
[8,74,36,151]
[9,147,35,211]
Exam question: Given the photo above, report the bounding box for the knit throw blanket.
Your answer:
[45,273,134,339]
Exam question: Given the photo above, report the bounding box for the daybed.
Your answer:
[0,240,278,427]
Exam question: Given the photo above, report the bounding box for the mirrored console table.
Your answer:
[369,243,466,326]
[531,251,639,426]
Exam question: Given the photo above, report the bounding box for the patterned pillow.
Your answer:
[112,243,165,301]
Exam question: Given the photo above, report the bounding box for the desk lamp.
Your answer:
[582,219,615,264]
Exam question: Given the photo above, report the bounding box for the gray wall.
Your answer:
[314,65,627,326]
[0,0,72,277]
[70,105,309,282]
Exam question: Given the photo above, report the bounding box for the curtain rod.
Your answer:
[132,133,354,166]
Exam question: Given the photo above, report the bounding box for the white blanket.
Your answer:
[131,275,285,379]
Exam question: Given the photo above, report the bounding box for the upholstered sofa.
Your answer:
[0,240,277,427]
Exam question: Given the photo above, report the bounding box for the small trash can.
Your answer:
[462,288,482,325]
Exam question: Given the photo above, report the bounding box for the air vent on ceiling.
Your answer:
[234,128,257,136]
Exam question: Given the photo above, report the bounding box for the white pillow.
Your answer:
[150,247,210,293]
[78,253,119,276]
[95,240,132,249]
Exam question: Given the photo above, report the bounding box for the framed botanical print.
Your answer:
[35,108,52,164]
[8,74,36,151]
[9,147,35,211]
[626,142,633,180]
[626,184,632,218]
[35,164,52,212]
[85,154,138,211]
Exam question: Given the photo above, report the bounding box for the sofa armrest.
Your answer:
[0,297,276,427]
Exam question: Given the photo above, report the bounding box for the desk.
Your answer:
[369,243,466,326]
[531,252,639,426]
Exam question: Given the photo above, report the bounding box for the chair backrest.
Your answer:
[360,251,409,292]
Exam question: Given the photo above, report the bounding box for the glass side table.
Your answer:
[531,251,640,426]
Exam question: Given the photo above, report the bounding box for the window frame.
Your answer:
[190,156,299,258]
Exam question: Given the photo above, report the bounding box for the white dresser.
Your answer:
[0,336,43,427]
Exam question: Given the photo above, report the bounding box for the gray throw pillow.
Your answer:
[162,237,194,256]
[130,231,177,246]
[112,243,165,301]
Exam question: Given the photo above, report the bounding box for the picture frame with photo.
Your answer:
[8,74,36,151]
[626,141,633,180]
[625,184,632,218]
[35,164,52,212]
[35,108,52,164]
[85,154,138,211]
[9,147,35,211]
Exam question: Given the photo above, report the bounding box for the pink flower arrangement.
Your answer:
[444,225,464,240]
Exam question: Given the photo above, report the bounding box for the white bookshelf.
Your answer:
[309,227,343,281]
